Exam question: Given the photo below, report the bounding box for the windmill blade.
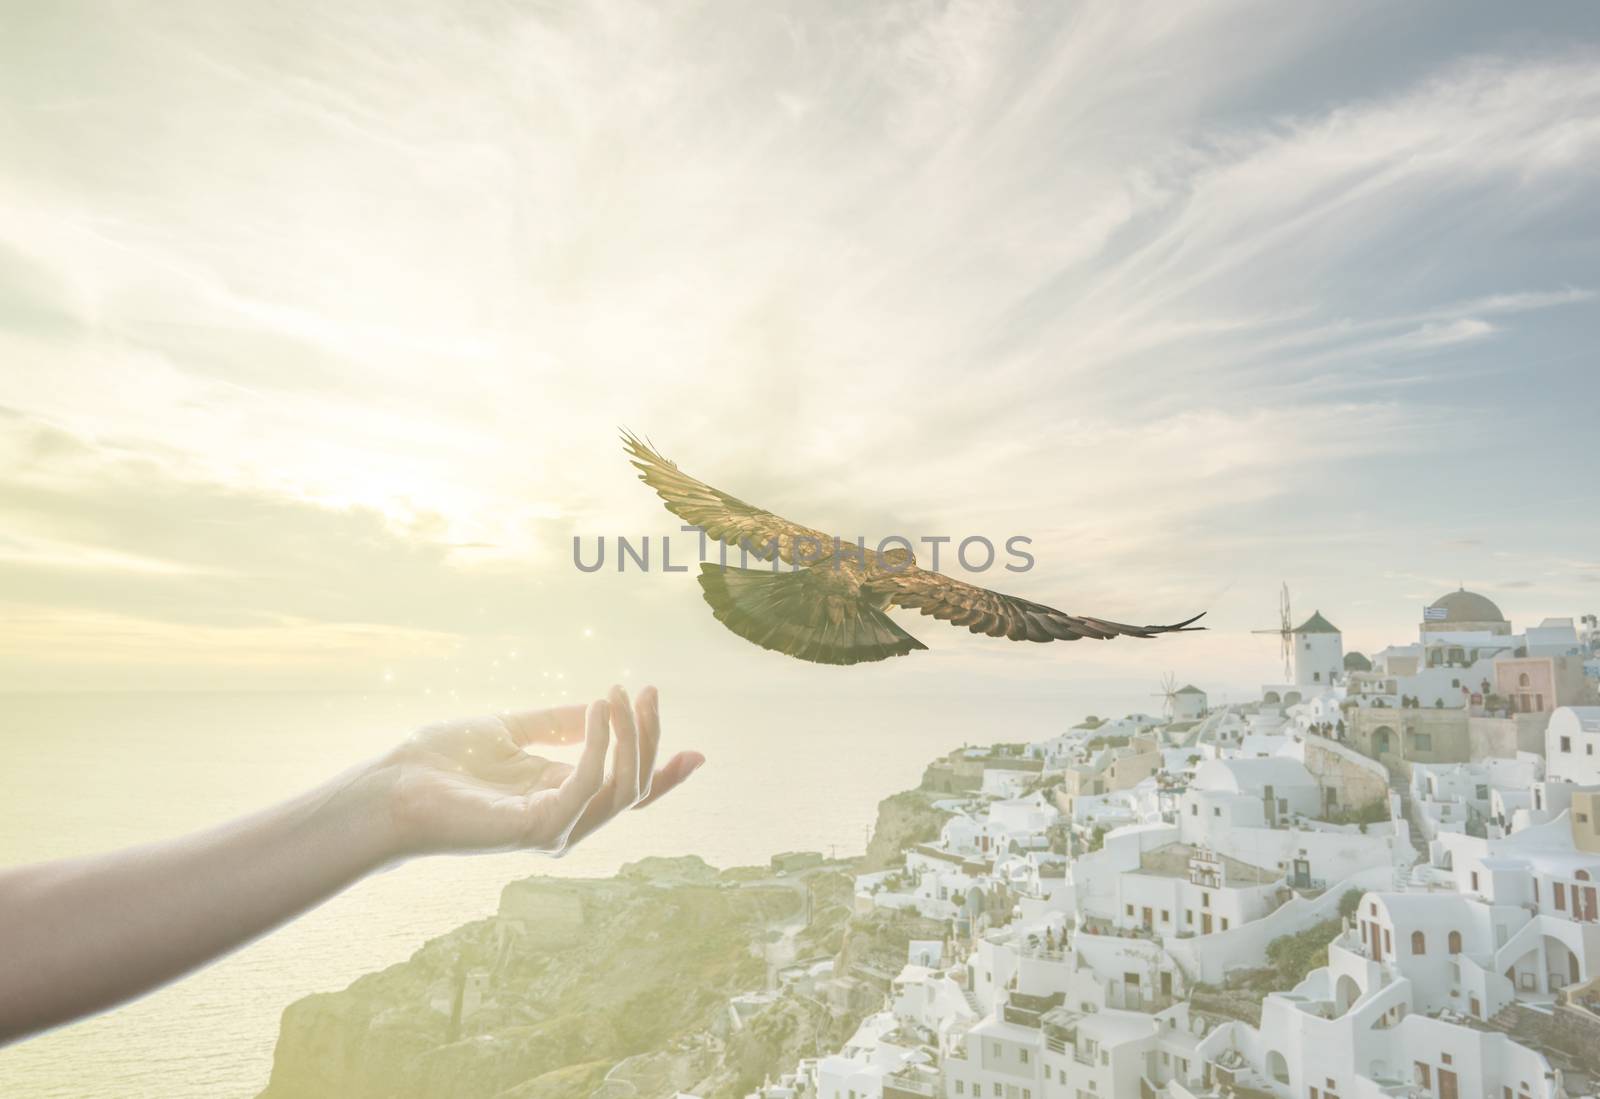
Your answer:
[1151,671,1179,718]
[1252,582,1296,681]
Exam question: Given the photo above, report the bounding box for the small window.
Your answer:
[1448,931,1462,954]
[1411,931,1426,955]
[1561,737,1573,752]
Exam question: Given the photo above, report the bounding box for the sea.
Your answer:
[0,687,1138,1097]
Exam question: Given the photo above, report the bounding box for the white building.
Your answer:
[1173,685,1209,722]
[1547,707,1600,784]
[1527,617,1583,658]
[1181,758,1323,841]
[1294,611,1344,689]
[1112,842,1284,938]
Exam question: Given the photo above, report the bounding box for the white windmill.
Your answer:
[1252,582,1294,682]
[1151,671,1180,721]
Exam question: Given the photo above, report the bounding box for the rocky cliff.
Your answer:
[261,778,954,1098]
[259,857,801,1099]
[859,787,954,872]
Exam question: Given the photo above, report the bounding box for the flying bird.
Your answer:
[622,432,1205,665]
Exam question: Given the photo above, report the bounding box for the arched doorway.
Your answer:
[1373,726,1396,756]
[1266,1051,1290,1084]
[1336,974,1362,1014]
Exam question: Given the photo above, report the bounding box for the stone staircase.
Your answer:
[1388,772,1426,889]
[1483,1001,1520,1034]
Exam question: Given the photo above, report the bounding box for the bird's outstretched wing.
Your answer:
[874,568,1206,643]
[622,431,833,566]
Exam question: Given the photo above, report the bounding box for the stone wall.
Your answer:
[497,880,590,948]
[1105,748,1162,792]
[1497,997,1600,1087]
[1303,734,1389,812]
[1469,713,1550,759]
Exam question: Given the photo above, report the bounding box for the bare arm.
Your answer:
[0,685,701,1045]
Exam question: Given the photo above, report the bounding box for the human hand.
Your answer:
[0,685,702,1044]
[369,686,703,858]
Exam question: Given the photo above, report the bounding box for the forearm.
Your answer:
[0,760,398,1044]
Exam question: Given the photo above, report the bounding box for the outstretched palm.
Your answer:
[378,685,702,856]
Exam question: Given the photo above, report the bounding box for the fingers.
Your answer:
[563,748,704,849]
[633,750,705,809]
[635,686,661,802]
[500,703,588,747]
[516,685,702,855]
[540,699,609,843]
[607,685,642,809]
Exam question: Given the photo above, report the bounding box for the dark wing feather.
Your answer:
[874,567,1205,643]
[622,431,832,566]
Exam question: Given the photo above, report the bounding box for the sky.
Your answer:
[1,0,1598,702]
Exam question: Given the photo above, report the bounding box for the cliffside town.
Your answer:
[262,591,1600,1099]
[721,593,1600,1099]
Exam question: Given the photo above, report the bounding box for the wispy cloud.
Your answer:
[1,1,1597,689]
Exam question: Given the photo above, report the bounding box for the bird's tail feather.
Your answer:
[697,564,926,665]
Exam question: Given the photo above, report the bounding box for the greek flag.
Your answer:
[1424,605,1448,621]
